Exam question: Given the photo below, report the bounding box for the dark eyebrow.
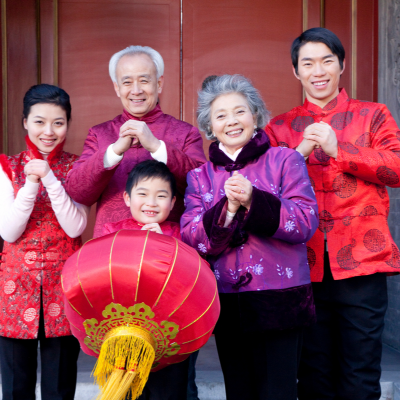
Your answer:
[33,116,65,120]
[135,187,169,194]
[300,54,335,62]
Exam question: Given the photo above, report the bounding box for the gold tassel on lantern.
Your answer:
[94,326,156,400]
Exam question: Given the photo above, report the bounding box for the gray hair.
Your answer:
[109,45,165,82]
[197,74,270,140]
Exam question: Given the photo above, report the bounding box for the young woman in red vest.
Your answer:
[0,84,89,400]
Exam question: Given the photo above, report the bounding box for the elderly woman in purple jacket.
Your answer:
[181,75,318,400]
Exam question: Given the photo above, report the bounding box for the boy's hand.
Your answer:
[141,223,163,234]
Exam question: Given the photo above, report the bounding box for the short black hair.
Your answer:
[23,84,72,122]
[125,160,177,198]
[291,28,345,75]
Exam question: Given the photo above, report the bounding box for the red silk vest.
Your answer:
[0,138,82,339]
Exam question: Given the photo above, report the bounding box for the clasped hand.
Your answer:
[224,171,253,213]
[297,121,338,159]
[141,223,163,234]
[112,120,161,156]
[24,159,51,183]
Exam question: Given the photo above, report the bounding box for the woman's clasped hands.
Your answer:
[224,171,253,212]
[24,159,51,183]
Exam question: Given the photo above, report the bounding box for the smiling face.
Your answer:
[210,92,256,155]
[23,103,68,154]
[123,177,176,225]
[294,42,345,108]
[113,53,164,118]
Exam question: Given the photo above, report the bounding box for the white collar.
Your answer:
[217,130,257,161]
[218,143,243,161]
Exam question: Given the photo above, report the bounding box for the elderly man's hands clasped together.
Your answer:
[112,120,161,156]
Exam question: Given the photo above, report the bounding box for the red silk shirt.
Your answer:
[102,217,181,240]
[0,139,82,338]
[265,89,400,281]
[65,104,206,238]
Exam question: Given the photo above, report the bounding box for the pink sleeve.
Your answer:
[66,129,120,206]
[166,126,206,196]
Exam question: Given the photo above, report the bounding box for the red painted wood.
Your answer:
[373,0,379,102]
[58,0,180,158]
[6,0,37,155]
[308,0,322,29]
[356,0,376,102]
[0,0,379,242]
[183,0,303,157]
[40,0,55,85]
[324,0,352,97]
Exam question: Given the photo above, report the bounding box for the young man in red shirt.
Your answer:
[266,27,400,400]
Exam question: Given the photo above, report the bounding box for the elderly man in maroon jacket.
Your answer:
[66,45,206,239]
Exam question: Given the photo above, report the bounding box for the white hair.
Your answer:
[109,45,165,82]
[197,74,270,140]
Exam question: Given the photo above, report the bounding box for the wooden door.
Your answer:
[182,0,379,155]
[58,0,181,157]
[0,0,379,241]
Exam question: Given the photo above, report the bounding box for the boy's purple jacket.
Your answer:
[66,104,206,238]
[181,130,319,329]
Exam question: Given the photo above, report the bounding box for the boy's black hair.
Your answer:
[23,84,72,122]
[291,28,345,75]
[125,160,177,198]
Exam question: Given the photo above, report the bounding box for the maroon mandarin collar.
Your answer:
[303,88,349,116]
[209,129,271,172]
[122,103,164,124]
[25,135,65,165]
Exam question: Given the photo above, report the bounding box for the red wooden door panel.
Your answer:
[183,0,303,125]
[0,0,379,243]
[58,0,180,157]
[4,0,37,156]
[182,0,303,155]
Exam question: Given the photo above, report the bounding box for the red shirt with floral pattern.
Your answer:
[265,89,400,281]
[0,139,82,339]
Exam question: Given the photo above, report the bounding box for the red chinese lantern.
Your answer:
[62,230,219,400]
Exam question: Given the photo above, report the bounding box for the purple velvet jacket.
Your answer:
[181,130,319,330]
[66,105,206,238]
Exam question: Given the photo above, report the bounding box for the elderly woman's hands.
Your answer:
[24,159,51,183]
[112,120,161,156]
[224,171,253,211]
